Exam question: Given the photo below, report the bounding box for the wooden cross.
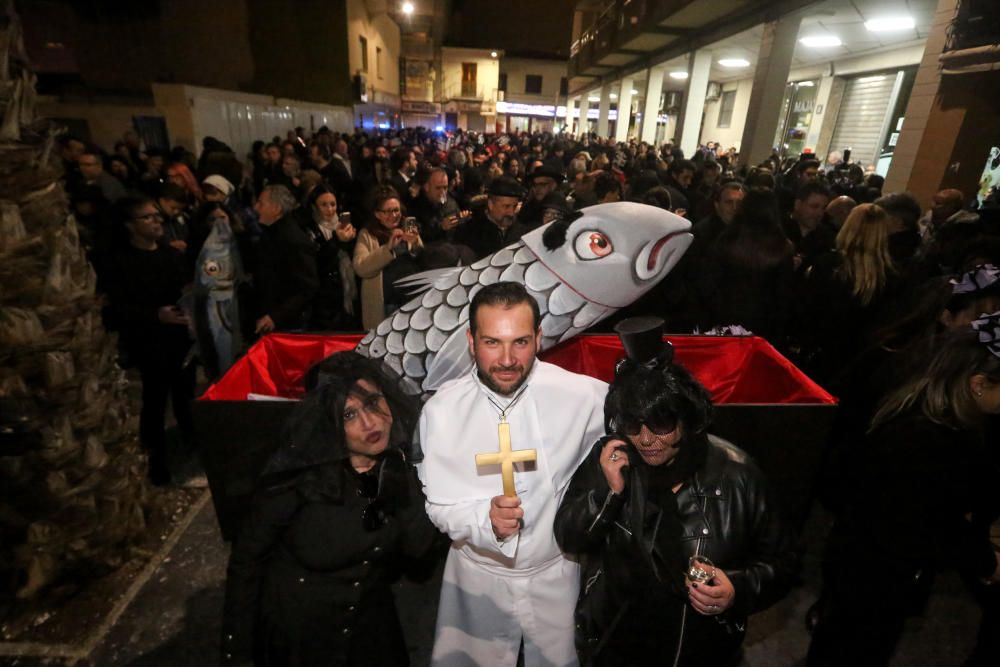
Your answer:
[475,421,537,497]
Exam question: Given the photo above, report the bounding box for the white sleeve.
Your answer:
[416,408,520,557]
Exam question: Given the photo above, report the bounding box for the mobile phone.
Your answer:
[339,211,351,226]
[402,217,419,234]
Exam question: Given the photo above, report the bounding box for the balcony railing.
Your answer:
[945,0,1000,52]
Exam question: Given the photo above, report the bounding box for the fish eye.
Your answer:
[573,230,614,260]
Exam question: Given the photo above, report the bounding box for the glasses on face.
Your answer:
[133,212,164,222]
[621,417,677,437]
[377,208,401,216]
[343,393,386,423]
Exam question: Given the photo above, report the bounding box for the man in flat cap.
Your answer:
[518,165,567,232]
[453,175,528,260]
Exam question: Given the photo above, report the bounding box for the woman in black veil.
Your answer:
[221,351,438,666]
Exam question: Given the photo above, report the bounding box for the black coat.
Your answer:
[253,216,319,330]
[555,437,796,667]
[301,218,356,330]
[222,452,439,667]
[452,209,527,261]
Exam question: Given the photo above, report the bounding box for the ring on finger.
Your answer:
[609,452,620,462]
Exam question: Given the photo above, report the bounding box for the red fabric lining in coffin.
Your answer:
[201,334,835,405]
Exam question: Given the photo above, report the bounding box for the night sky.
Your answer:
[449,0,579,57]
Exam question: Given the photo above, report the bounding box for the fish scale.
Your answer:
[355,202,693,394]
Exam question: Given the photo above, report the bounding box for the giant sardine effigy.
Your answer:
[356,202,693,393]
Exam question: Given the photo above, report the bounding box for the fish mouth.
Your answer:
[636,231,691,281]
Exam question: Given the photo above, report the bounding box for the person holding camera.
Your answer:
[353,186,423,330]
[554,317,797,666]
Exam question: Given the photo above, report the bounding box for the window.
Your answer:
[359,36,368,73]
[461,62,477,97]
[499,72,508,93]
[560,77,568,96]
[525,74,543,94]
[717,90,736,128]
[376,46,383,79]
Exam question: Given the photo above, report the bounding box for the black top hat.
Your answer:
[614,316,671,366]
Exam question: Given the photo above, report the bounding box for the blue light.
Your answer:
[435,125,444,132]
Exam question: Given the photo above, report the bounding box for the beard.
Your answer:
[476,357,534,396]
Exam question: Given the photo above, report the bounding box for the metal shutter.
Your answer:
[829,73,897,167]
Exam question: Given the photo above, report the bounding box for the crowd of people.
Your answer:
[59,123,1000,665]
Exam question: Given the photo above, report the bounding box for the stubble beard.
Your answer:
[476,357,534,397]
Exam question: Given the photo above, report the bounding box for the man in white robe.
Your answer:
[417,281,607,667]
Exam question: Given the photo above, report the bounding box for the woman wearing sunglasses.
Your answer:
[554,318,797,667]
[221,351,439,666]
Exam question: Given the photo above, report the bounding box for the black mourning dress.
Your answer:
[222,450,438,666]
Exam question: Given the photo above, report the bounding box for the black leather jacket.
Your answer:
[555,435,798,666]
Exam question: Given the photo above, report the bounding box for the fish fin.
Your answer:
[393,265,463,296]
[422,328,474,391]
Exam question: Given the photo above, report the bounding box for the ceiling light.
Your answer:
[669,71,689,80]
[490,51,498,58]
[631,89,638,94]
[401,1,414,14]
[609,93,617,98]
[718,58,750,68]
[865,16,915,32]
[588,97,600,102]
[800,35,842,47]
[796,80,815,87]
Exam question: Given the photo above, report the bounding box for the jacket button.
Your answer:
[353,581,360,587]
[373,546,382,553]
[342,627,350,634]
[702,528,709,535]
[715,488,722,496]
[349,605,356,612]
[362,560,369,566]
[298,577,305,583]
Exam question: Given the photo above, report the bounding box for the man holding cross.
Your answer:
[417,281,607,667]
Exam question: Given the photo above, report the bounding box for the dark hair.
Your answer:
[640,186,673,211]
[158,182,188,204]
[390,147,414,172]
[468,281,541,336]
[716,188,793,272]
[875,192,921,232]
[745,168,775,190]
[311,143,332,161]
[715,181,746,201]
[306,183,338,212]
[605,358,712,438]
[594,171,622,200]
[264,351,421,500]
[796,159,821,174]
[796,180,831,202]
[670,159,695,175]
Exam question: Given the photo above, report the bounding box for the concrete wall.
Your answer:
[440,48,500,102]
[500,57,568,105]
[699,78,753,151]
[346,0,402,106]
